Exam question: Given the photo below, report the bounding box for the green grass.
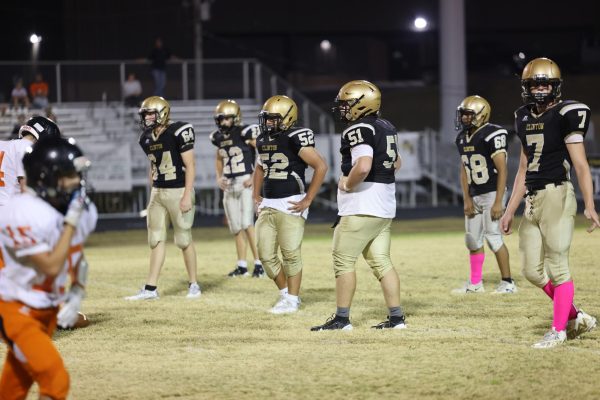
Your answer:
[6,217,600,399]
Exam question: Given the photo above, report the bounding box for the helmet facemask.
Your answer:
[521,77,562,105]
[258,111,284,138]
[332,98,359,122]
[455,109,477,130]
[214,114,236,135]
[139,109,160,131]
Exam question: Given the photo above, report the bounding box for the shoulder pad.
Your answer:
[173,123,194,137]
[241,124,259,134]
[558,101,590,116]
[342,123,375,138]
[287,127,312,138]
[483,126,508,142]
[514,104,530,116]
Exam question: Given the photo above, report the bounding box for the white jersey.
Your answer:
[337,146,396,219]
[0,139,31,206]
[0,191,97,309]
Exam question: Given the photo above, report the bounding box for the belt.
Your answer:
[525,180,566,197]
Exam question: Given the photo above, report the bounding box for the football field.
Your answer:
[6,217,600,399]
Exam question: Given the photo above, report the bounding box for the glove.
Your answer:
[63,187,88,227]
[57,285,85,328]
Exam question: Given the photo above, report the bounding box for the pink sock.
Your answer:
[469,253,485,285]
[552,281,575,331]
[541,282,578,320]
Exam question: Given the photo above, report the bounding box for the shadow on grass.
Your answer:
[160,274,231,297]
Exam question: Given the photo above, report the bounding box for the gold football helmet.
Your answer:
[258,95,298,136]
[334,80,381,121]
[521,57,562,104]
[214,99,241,131]
[455,95,490,131]
[139,96,170,130]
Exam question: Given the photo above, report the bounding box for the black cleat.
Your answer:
[311,314,353,331]
[227,266,249,277]
[252,264,265,278]
[371,315,406,330]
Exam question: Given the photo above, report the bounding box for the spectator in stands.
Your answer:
[123,73,143,107]
[148,37,172,97]
[11,79,30,110]
[29,73,49,109]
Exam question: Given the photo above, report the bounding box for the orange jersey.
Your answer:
[29,82,48,97]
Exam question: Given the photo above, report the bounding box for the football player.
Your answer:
[311,80,405,331]
[0,116,61,209]
[0,136,94,400]
[500,58,599,348]
[253,95,328,314]
[126,96,201,300]
[452,95,516,294]
[210,99,264,278]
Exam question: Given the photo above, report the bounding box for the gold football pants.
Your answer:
[519,182,576,287]
[332,215,394,280]
[147,187,195,249]
[256,207,305,279]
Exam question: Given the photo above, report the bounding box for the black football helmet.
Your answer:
[18,116,61,141]
[23,136,91,214]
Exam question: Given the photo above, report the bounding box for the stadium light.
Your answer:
[518,52,526,60]
[30,34,42,44]
[414,17,428,30]
[320,40,332,52]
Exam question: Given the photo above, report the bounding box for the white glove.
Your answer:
[64,187,88,227]
[57,285,85,328]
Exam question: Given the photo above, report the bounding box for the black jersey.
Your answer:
[139,121,195,188]
[455,123,508,196]
[209,124,259,178]
[340,116,399,184]
[515,100,591,186]
[256,127,315,199]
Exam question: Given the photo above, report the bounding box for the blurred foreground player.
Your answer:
[0,136,95,400]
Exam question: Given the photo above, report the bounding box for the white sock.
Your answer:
[237,260,247,268]
[254,259,262,265]
[286,294,299,304]
[279,287,288,296]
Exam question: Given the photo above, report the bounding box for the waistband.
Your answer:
[525,180,567,196]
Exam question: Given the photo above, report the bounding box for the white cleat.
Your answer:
[532,328,567,349]
[124,288,159,301]
[567,310,597,340]
[451,281,485,294]
[186,283,202,299]
[492,280,518,294]
[269,295,300,314]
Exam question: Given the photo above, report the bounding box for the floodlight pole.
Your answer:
[439,0,466,143]
[193,0,209,100]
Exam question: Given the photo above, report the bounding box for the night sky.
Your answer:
[2,0,599,128]
[2,0,598,74]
